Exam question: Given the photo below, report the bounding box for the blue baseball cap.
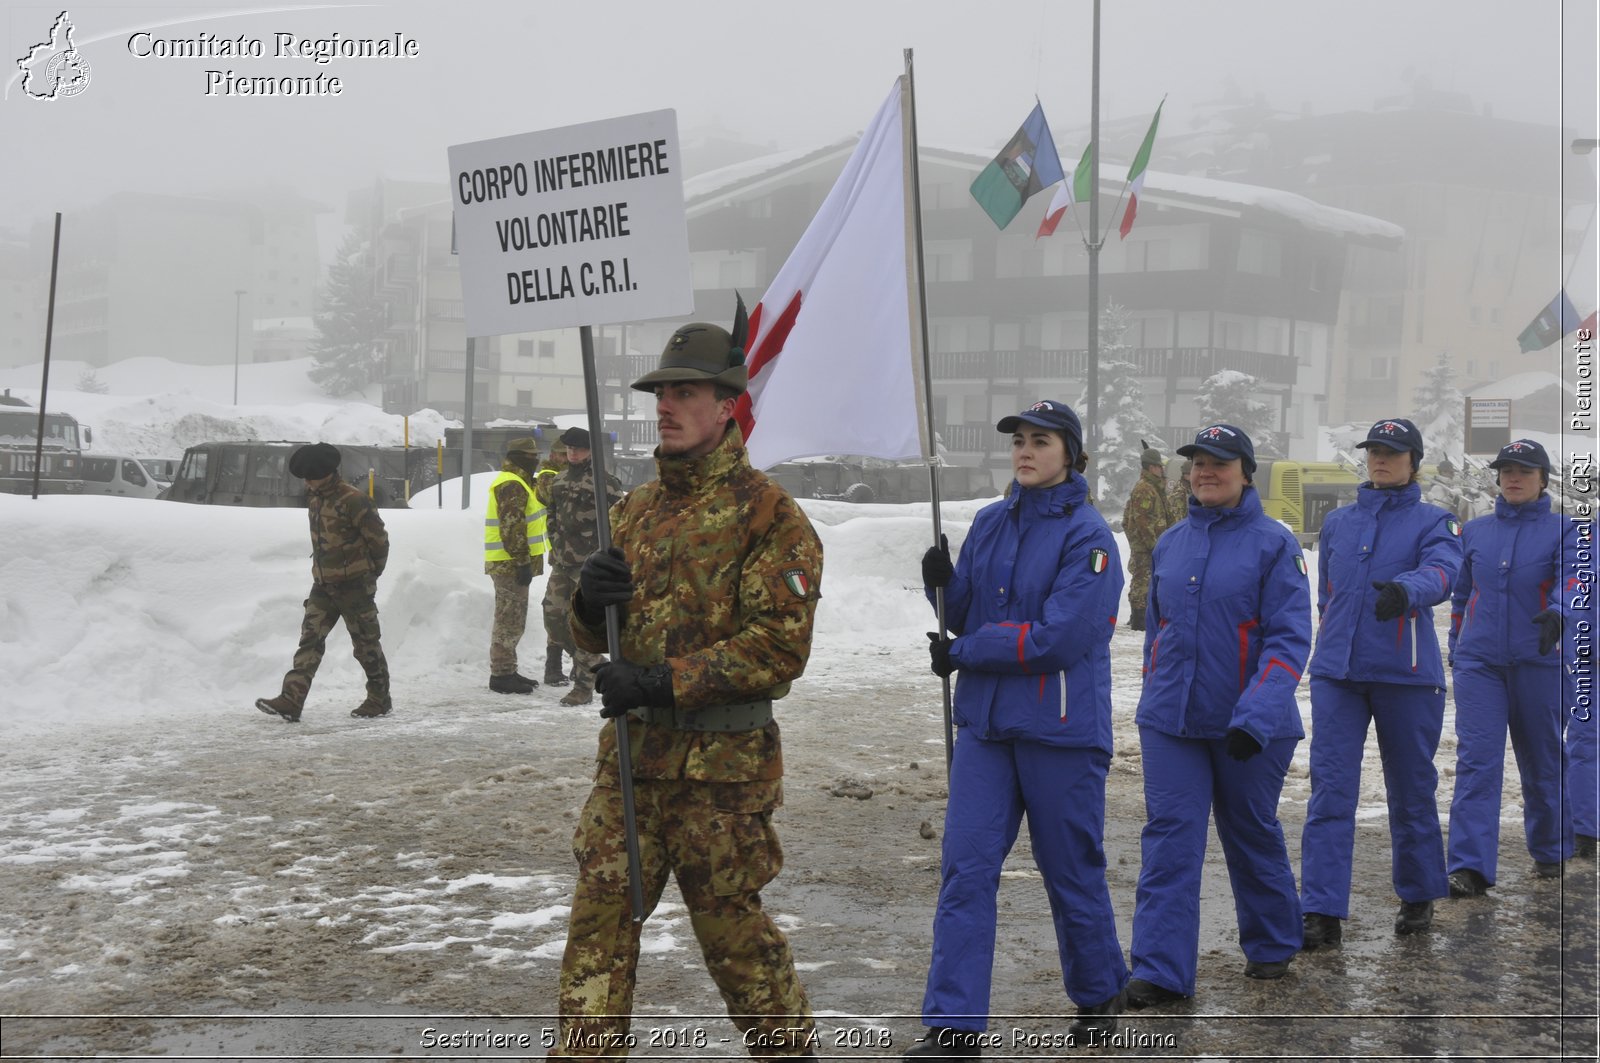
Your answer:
[1177,423,1257,475]
[1489,438,1550,474]
[997,400,1083,452]
[1356,417,1425,459]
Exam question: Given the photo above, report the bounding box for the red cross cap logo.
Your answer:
[1029,401,1052,412]
[1508,441,1528,452]
[1377,422,1401,434]
[1202,425,1233,439]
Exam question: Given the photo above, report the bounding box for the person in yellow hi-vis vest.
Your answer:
[485,437,550,694]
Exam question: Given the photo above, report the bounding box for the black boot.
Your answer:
[903,1027,981,1059]
[1302,912,1342,950]
[1128,607,1146,631]
[543,645,570,687]
[1124,977,1188,1009]
[490,673,537,694]
[1394,899,1433,934]
[1577,834,1597,859]
[1448,868,1490,897]
[1066,989,1123,1044]
[255,694,302,723]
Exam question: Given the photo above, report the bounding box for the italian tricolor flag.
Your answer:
[1118,98,1165,240]
[1036,143,1095,239]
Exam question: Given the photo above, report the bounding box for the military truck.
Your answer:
[0,391,90,495]
[160,440,444,508]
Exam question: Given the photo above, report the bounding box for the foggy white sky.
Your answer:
[1,0,1596,252]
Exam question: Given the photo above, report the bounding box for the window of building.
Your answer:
[1370,356,1395,379]
[1236,230,1282,276]
[539,340,556,358]
[518,339,535,359]
[517,389,533,407]
[924,240,973,283]
[1489,307,1500,325]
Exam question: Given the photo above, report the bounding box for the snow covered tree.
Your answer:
[1195,368,1278,453]
[308,231,386,398]
[1078,301,1163,504]
[1412,351,1464,461]
[76,368,108,394]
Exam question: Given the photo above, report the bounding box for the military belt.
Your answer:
[632,699,773,733]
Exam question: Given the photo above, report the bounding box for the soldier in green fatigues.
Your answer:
[1168,459,1192,521]
[485,437,550,694]
[1122,446,1175,631]
[535,440,571,686]
[255,443,391,722]
[553,300,824,1060]
[543,427,623,707]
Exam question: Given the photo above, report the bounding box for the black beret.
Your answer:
[289,442,341,479]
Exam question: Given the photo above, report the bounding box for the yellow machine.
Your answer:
[1255,460,1362,546]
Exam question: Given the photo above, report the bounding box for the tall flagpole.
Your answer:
[903,48,955,778]
[1086,0,1103,454]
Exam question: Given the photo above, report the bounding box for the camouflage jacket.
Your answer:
[547,459,623,571]
[532,456,565,507]
[1168,479,1191,519]
[307,473,388,585]
[1123,466,1175,553]
[571,425,824,786]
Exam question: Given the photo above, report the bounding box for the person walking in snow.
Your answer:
[907,399,1128,1059]
[483,436,550,694]
[1122,424,1312,1011]
[255,442,391,723]
[1300,417,1463,948]
[552,298,823,1060]
[1445,439,1579,895]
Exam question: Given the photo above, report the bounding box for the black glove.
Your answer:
[1371,581,1409,622]
[927,632,955,678]
[577,546,633,624]
[922,534,954,589]
[1225,728,1262,762]
[1533,608,1563,656]
[515,563,534,587]
[594,661,674,718]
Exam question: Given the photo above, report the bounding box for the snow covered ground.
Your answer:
[0,359,1594,1059]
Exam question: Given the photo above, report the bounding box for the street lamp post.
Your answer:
[232,289,246,405]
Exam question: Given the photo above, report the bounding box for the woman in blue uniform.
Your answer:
[1123,424,1312,1009]
[1446,439,1576,892]
[907,400,1127,1059]
[1300,418,1463,947]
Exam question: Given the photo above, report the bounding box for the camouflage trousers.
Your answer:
[543,566,606,693]
[280,579,388,709]
[553,779,815,1059]
[1128,549,1154,617]
[487,562,531,675]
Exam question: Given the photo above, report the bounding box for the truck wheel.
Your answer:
[844,482,874,504]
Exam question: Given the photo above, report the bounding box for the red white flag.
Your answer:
[736,79,924,470]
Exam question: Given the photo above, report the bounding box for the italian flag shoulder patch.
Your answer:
[1089,548,1109,574]
[782,568,810,598]
[1446,519,1462,537]
[1294,554,1307,575]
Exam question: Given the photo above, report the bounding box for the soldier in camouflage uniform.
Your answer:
[1122,446,1175,631]
[552,299,824,1060]
[536,440,572,686]
[543,427,623,707]
[255,443,391,722]
[485,437,550,694]
[1169,459,1192,517]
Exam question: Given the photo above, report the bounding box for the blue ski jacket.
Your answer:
[1450,494,1571,666]
[931,473,1122,753]
[1308,482,1462,687]
[1136,486,1312,744]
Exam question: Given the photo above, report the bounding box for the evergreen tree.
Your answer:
[308,231,386,398]
[1195,368,1278,453]
[76,368,108,394]
[1412,351,1464,461]
[1078,301,1163,504]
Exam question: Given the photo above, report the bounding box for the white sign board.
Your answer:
[1470,398,1510,428]
[448,109,693,337]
